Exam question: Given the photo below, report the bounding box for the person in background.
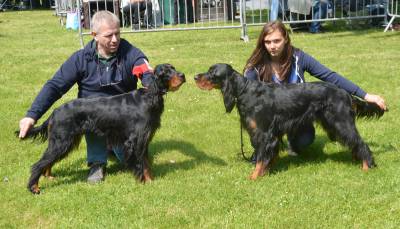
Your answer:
[270,0,280,21]
[309,0,331,33]
[121,0,154,29]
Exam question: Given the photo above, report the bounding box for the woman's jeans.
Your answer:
[287,124,315,152]
[251,124,315,163]
[85,133,125,165]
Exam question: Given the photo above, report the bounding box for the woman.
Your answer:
[244,20,386,157]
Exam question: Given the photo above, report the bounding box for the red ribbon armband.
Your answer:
[132,62,153,80]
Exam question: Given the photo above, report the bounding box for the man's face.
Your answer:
[264,29,287,58]
[94,22,120,56]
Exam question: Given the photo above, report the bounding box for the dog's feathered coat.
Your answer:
[17,64,185,194]
[195,63,385,180]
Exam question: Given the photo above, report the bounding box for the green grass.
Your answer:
[1,10,400,228]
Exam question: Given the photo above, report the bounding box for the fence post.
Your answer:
[77,0,84,48]
[240,0,249,42]
[385,0,399,32]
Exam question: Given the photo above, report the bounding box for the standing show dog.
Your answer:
[17,64,185,194]
[195,63,386,180]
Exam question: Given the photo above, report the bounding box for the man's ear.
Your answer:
[91,32,97,40]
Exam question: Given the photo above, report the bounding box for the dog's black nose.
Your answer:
[194,74,200,81]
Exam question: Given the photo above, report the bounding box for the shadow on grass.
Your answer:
[39,139,226,190]
[255,134,390,174]
[149,139,227,178]
[40,157,92,190]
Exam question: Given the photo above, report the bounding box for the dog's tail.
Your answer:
[351,96,387,119]
[15,117,50,142]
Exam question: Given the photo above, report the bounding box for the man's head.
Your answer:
[91,11,121,57]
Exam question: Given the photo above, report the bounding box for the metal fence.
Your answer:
[52,0,398,45]
[385,0,399,31]
[53,0,77,25]
[243,1,390,30]
[78,0,243,30]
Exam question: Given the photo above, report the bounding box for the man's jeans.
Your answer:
[310,1,328,32]
[270,0,280,21]
[85,133,124,165]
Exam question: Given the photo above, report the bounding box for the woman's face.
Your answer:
[263,29,287,59]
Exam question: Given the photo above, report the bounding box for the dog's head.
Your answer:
[194,63,234,90]
[194,63,237,113]
[153,64,186,93]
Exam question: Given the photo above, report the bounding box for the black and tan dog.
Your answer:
[195,63,385,180]
[17,64,185,194]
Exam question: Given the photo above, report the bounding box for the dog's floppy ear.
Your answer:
[220,65,236,113]
[152,64,170,93]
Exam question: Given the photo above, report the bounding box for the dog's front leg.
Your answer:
[250,161,268,180]
[249,134,280,180]
[249,139,268,180]
[43,165,55,180]
[143,155,153,182]
[141,133,154,183]
[126,133,153,183]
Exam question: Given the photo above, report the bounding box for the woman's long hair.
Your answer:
[244,21,294,82]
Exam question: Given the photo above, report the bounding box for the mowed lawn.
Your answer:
[1,10,399,228]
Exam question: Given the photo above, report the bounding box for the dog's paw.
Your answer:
[362,161,369,171]
[45,175,55,180]
[249,172,259,180]
[362,159,377,171]
[249,169,266,180]
[29,184,41,194]
[249,161,268,180]
[143,168,153,183]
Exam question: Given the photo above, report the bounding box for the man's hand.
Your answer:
[364,93,387,111]
[19,117,35,138]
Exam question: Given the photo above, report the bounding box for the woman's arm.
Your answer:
[300,51,365,96]
[300,50,386,110]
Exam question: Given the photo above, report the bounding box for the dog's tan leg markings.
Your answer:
[249,119,257,130]
[43,166,55,180]
[143,168,153,183]
[31,184,40,194]
[249,161,267,180]
[362,160,369,171]
[249,152,279,180]
[138,157,153,183]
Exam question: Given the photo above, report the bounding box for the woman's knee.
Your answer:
[288,125,316,150]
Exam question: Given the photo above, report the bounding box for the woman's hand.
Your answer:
[364,93,387,111]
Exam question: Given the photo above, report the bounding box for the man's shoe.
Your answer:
[87,163,106,184]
